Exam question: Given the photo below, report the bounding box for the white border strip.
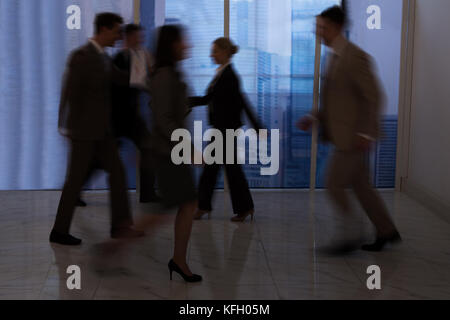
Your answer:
[310,29,322,191]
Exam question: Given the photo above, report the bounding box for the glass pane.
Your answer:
[0,0,134,190]
[164,0,225,186]
[315,0,403,188]
[231,0,340,188]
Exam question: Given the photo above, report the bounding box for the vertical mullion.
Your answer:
[224,0,230,38]
[134,0,141,195]
[223,0,230,195]
[310,29,322,191]
[133,0,140,24]
[223,0,231,253]
[396,0,416,191]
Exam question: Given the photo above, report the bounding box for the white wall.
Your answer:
[347,0,403,116]
[406,0,450,210]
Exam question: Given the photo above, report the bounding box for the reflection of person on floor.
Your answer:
[191,221,254,299]
[50,13,144,246]
[189,37,263,223]
[145,25,201,283]
[298,6,401,252]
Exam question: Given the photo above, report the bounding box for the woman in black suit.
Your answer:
[190,37,263,222]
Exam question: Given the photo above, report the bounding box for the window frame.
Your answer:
[134,0,408,191]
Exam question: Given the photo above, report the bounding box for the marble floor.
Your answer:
[0,190,449,300]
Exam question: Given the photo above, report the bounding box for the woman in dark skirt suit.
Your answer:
[189,37,263,223]
[146,25,201,283]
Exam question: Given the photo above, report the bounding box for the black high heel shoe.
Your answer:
[231,210,254,222]
[194,210,211,220]
[168,260,202,283]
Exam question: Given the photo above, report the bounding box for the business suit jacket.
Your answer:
[189,64,262,131]
[189,64,257,214]
[147,66,190,157]
[54,43,132,234]
[111,49,142,137]
[315,38,397,237]
[317,38,383,151]
[58,42,129,141]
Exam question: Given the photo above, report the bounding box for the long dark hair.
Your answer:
[153,24,184,70]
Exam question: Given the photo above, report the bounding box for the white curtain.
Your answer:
[0,0,134,190]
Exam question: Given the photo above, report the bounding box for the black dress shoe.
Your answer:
[361,231,402,252]
[76,198,87,207]
[111,228,145,239]
[49,230,82,246]
[168,260,202,283]
[140,195,163,204]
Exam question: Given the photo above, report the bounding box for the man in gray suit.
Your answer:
[51,13,144,246]
[299,6,401,252]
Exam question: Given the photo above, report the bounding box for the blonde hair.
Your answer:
[213,37,239,57]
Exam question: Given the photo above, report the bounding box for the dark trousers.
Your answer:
[119,120,157,201]
[81,119,157,201]
[53,137,132,234]
[198,138,254,215]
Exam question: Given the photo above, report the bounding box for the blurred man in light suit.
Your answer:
[298,6,401,252]
[51,13,143,246]
[111,24,161,204]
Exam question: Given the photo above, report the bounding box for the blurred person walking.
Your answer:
[111,23,161,204]
[51,13,143,246]
[298,6,401,252]
[145,25,202,282]
[189,37,263,223]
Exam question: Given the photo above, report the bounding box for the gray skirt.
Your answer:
[148,154,197,209]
